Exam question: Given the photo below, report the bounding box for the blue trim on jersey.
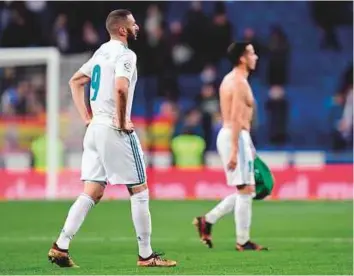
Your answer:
[128,134,145,183]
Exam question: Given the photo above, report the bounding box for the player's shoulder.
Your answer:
[221,72,247,91]
[220,72,231,90]
[111,47,136,66]
[120,48,137,60]
[90,42,109,59]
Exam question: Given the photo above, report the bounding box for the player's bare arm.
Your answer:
[228,80,247,171]
[115,77,133,132]
[69,71,91,126]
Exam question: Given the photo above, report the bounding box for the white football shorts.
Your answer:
[81,123,146,186]
[216,128,255,186]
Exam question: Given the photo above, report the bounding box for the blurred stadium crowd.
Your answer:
[0,1,352,163]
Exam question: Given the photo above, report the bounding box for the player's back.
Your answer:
[219,71,236,128]
[87,40,137,126]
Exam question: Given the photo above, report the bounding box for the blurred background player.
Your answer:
[194,42,267,251]
[47,9,176,268]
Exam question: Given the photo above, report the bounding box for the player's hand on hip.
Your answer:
[118,119,134,134]
[123,119,134,133]
[85,119,91,128]
[227,153,237,171]
[113,117,134,133]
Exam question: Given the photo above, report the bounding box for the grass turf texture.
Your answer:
[0,200,352,275]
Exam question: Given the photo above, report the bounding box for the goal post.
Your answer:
[0,47,60,199]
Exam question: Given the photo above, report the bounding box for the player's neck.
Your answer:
[233,66,249,79]
[110,36,128,47]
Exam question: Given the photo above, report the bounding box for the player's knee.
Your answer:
[83,181,106,204]
[93,193,104,203]
[236,184,254,195]
[84,191,103,204]
[127,183,148,197]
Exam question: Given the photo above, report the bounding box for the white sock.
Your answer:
[56,193,95,250]
[205,193,237,224]
[235,193,252,245]
[130,189,153,258]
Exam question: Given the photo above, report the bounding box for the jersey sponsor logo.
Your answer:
[124,60,132,73]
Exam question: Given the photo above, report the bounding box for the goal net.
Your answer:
[0,47,92,200]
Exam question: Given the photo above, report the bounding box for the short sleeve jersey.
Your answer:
[79,40,138,125]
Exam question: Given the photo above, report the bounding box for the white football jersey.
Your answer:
[79,39,137,127]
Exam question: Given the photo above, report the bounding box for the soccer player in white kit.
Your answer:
[48,10,177,268]
[193,42,268,251]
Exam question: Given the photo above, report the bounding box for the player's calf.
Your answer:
[128,183,177,267]
[235,184,268,251]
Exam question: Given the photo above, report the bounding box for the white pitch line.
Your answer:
[0,236,352,243]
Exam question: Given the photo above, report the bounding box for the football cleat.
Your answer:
[137,252,177,267]
[193,216,213,248]
[48,243,79,268]
[236,240,268,251]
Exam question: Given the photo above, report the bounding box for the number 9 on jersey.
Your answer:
[91,64,101,101]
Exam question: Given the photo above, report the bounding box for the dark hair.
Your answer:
[227,42,250,66]
[106,9,132,35]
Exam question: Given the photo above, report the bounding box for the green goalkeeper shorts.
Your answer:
[254,155,275,200]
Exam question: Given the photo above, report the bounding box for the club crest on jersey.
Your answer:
[124,61,132,72]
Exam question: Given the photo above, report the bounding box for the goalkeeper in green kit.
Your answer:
[193,42,274,251]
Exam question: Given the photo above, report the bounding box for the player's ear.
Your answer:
[240,56,246,64]
[118,25,126,36]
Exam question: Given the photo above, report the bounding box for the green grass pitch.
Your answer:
[0,200,352,275]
